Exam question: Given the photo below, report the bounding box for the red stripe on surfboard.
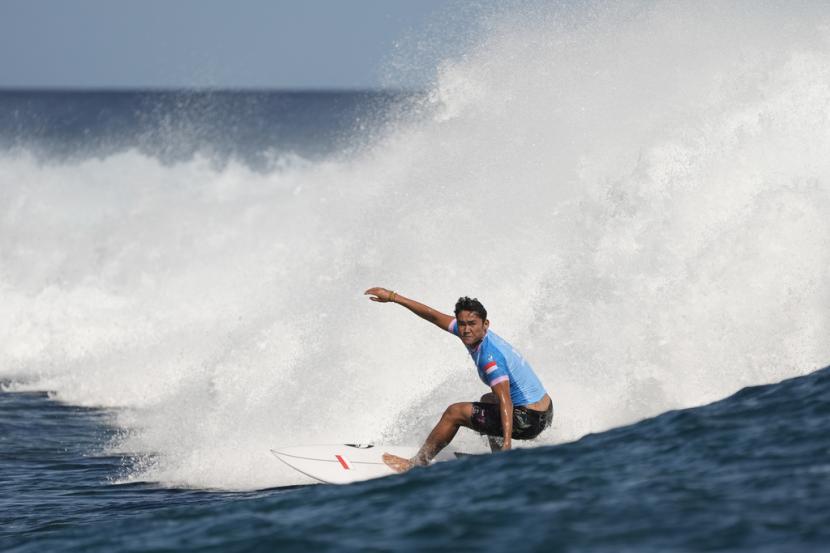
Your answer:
[335,455,350,470]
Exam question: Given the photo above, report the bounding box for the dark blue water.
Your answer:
[3,366,829,552]
[0,89,414,167]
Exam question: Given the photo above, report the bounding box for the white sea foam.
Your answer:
[2,1,830,489]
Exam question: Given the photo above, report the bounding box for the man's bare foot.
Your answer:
[383,453,415,473]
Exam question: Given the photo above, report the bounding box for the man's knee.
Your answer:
[443,402,471,423]
[479,392,497,404]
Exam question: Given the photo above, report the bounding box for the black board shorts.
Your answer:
[470,401,553,440]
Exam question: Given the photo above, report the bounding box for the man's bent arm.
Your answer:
[365,287,454,332]
[492,380,513,451]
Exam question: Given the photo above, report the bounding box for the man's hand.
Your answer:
[365,287,396,303]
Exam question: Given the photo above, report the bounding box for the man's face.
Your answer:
[456,310,489,346]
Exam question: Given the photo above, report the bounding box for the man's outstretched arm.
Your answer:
[364,287,454,332]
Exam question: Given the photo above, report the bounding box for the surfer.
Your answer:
[364,287,553,473]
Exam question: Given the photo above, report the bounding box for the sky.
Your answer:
[0,0,456,89]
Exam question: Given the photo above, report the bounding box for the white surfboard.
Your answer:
[270,443,456,485]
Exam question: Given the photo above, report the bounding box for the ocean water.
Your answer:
[3,366,829,551]
[2,1,830,551]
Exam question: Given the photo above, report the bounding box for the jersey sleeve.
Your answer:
[447,318,460,336]
[480,352,510,387]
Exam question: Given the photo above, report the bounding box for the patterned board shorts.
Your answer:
[470,401,553,440]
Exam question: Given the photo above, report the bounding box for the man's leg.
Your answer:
[383,402,474,473]
[479,393,503,452]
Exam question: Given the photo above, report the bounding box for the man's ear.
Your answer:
[483,319,490,330]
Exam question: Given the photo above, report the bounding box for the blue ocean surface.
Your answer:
[2,366,829,552]
[0,89,412,166]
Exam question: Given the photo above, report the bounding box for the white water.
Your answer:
[2,1,830,489]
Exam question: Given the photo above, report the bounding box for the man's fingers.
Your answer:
[365,287,389,301]
[365,288,384,302]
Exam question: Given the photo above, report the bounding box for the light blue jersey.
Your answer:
[448,319,547,406]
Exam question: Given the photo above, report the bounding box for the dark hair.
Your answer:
[454,296,487,321]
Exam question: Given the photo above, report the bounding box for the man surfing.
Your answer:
[364,287,553,473]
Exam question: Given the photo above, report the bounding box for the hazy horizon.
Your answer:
[0,0,457,90]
